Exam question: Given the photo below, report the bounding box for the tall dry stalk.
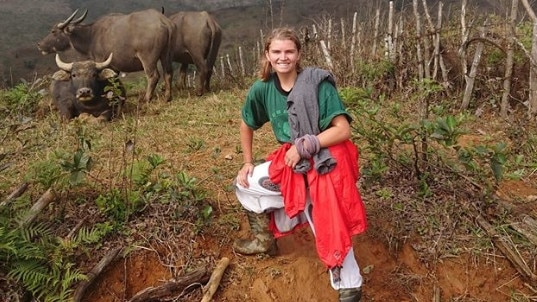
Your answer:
[312,24,334,69]
[422,0,447,83]
[418,0,431,79]
[520,0,537,119]
[266,0,274,29]
[372,8,380,58]
[350,12,358,73]
[413,0,425,81]
[238,46,245,76]
[461,20,488,110]
[460,0,469,83]
[386,1,395,61]
[436,2,449,88]
[501,0,518,118]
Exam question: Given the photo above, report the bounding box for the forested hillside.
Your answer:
[0,0,521,88]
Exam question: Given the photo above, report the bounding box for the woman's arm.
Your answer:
[240,120,255,164]
[237,120,255,187]
[317,115,351,148]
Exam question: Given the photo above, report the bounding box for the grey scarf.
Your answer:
[287,67,336,174]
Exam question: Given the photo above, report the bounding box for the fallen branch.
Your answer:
[447,172,537,285]
[510,221,537,246]
[73,247,123,302]
[0,182,29,207]
[523,215,537,230]
[201,257,230,302]
[21,188,55,225]
[67,217,89,240]
[474,214,537,286]
[128,267,209,302]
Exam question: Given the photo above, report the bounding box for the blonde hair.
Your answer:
[258,27,302,81]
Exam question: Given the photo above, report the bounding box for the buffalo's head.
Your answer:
[54,53,115,102]
[37,9,87,55]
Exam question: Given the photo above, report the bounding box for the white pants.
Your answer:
[235,161,363,290]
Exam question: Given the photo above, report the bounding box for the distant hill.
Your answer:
[0,0,530,88]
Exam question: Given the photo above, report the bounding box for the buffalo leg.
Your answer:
[196,69,207,96]
[205,67,214,92]
[143,65,159,102]
[192,58,207,96]
[160,57,173,102]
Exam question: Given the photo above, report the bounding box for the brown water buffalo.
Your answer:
[38,8,176,102]
[168,11,222,96]
[51,53,126,121]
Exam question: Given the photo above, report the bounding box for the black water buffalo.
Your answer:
[38,8,176,102]
[51,53,126,121]
[168,11,222,96]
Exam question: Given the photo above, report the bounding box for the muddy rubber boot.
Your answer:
[233,211,278,256]
[338,287,362,302]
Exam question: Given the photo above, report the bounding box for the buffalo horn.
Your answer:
[58,9,79,29]
[95,53,114,70]
[72,9,88,25]
[55,54,73,72]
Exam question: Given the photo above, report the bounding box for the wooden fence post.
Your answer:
[220,56,225,78]
[327,18,332,50]
[341,17,346,48]
[350,12,358,73]
[238,46,245,76]
[226,54,233,74]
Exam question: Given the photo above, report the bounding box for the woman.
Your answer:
[234,27,367,302]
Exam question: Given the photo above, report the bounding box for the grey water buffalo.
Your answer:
[168,11,222,96]
[38,8,176,102]
[51,53,126,121]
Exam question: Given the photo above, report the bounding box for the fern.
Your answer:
[8,260,50,295]
[0,217,90,301]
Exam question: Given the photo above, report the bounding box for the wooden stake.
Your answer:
[201,257,230,302]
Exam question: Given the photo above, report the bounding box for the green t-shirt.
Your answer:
[241,76,351,143]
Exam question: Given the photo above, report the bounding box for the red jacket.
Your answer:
[267,140,367,269]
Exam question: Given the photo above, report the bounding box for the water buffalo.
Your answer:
[38,8,176,102]
[168,11,222,96]
[50,53,126,121]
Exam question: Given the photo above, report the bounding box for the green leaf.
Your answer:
[202,205,213,219]
[491,159,504,182]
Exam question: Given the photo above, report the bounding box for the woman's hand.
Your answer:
[236,162,254,188]
[285,145,301,169]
